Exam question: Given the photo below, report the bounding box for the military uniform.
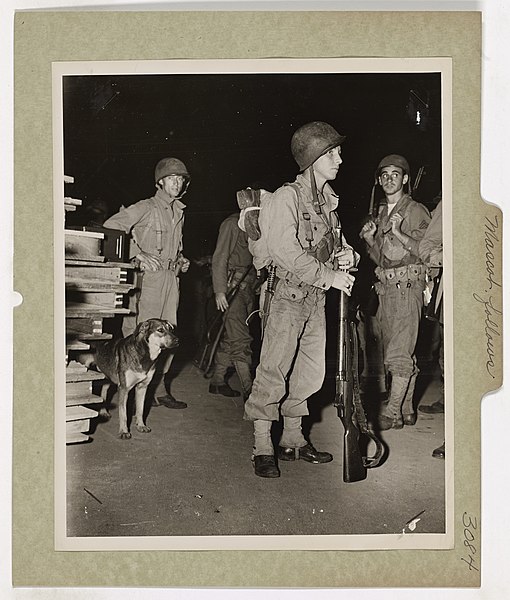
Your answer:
[244,173,354,425]
[210,213,257,398]
[103,156,190,409]
[104,188,186,333]
[244,120,354,478]
[367,192,431,425]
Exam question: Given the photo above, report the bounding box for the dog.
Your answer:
[80,319,179,439]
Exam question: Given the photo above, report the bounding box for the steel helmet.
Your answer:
[376,154,410,178]
[291,121,346,171]
[154,157,190,184]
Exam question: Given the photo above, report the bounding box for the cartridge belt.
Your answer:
[375,263,427,285]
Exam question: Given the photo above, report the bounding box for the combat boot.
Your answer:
[379,375,410,430]
[401,372,418,426]
[234,360,253,401]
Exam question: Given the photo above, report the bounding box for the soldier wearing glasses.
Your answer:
[360,155,431,430]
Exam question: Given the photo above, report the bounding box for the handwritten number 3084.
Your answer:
[461,513,479,572]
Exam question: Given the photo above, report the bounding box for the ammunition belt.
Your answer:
[375,263,427,285]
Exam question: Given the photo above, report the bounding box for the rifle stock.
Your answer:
[336,290,367,482]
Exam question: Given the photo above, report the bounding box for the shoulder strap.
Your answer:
[285,182,314,249]
[147,198,164,255]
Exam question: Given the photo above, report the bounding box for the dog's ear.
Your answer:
[134,319,151,339]
[165,320,175,330]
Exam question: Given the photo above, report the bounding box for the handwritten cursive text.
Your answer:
[484,215,501,290]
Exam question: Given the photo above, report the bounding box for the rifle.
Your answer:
[334,254,384,482]
[194,266,252,377]
[260,264,277,339]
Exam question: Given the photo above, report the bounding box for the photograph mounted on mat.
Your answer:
[12,10,502,590]
[53,57,452,551]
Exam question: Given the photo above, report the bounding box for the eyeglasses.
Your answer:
[164,175,186,184]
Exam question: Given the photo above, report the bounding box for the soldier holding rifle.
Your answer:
[360,155,431,430]
[208,212,257,400]
[243,121,357,478]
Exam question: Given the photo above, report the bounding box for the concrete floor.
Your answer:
[66,353,445,540]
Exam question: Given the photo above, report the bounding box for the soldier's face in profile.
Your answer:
[314,145,343,182]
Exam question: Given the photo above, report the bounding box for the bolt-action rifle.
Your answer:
[194,266,251,377]
[334,241,384,482]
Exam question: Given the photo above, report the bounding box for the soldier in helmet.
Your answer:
[360,154,431,430]
[103,157,191,409]
[244,121,357,478]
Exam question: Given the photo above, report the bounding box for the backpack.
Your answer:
[237,183,337,271]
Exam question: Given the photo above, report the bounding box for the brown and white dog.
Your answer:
[81,319,178,439]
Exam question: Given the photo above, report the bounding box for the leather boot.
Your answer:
[234,360,253,401]
[401,372,418,426]
[379,375,410,430]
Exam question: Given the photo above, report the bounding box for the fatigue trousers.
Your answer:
[211,286,254,385]
[244,282,326,422]
[376,280,425,379]
[122,269,179,376]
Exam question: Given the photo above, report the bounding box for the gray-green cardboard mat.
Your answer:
[13,11,503,588]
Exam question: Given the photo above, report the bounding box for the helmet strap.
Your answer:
[308,167,322,215]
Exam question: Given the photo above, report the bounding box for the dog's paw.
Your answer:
[98,408,111,421]
[136,424,152,434]
[119,431,132,440]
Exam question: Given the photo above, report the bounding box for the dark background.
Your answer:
[63,72,442,258]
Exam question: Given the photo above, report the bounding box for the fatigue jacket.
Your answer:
[368,193,431,270]
[418,200,443,268]
[264,173,349,291]
[103,188,186,265]
[212,213,256,295]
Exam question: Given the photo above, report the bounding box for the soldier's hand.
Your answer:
[332,271,355,296]
[360,220,377,243]
[335,247,356,270]
[136,251,163,272]
[215,292,229,312]
[179,256,190,273]
[389,212,404,234]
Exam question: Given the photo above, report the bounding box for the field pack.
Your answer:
[237,184,337,270]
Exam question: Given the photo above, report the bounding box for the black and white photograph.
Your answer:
[54,58,451,550]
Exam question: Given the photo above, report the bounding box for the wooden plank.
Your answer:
[65,281,135,292]
[66,394,104,407]
[68,332,112,341]
[66,405,98,422]
[63,174,75,184]
[66,317,104,335]
[65,228,104,239]
[66,291,126,309]
[66,369,106,383]
[67,380,92,397]
[66,360,88,373]
[63,198,83,207]
[66,432,90,444]
[65,259,134,268]
[66,340,90,351]
[66,303,130,317]
[65,255,106,263]
[66,419,92,434]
